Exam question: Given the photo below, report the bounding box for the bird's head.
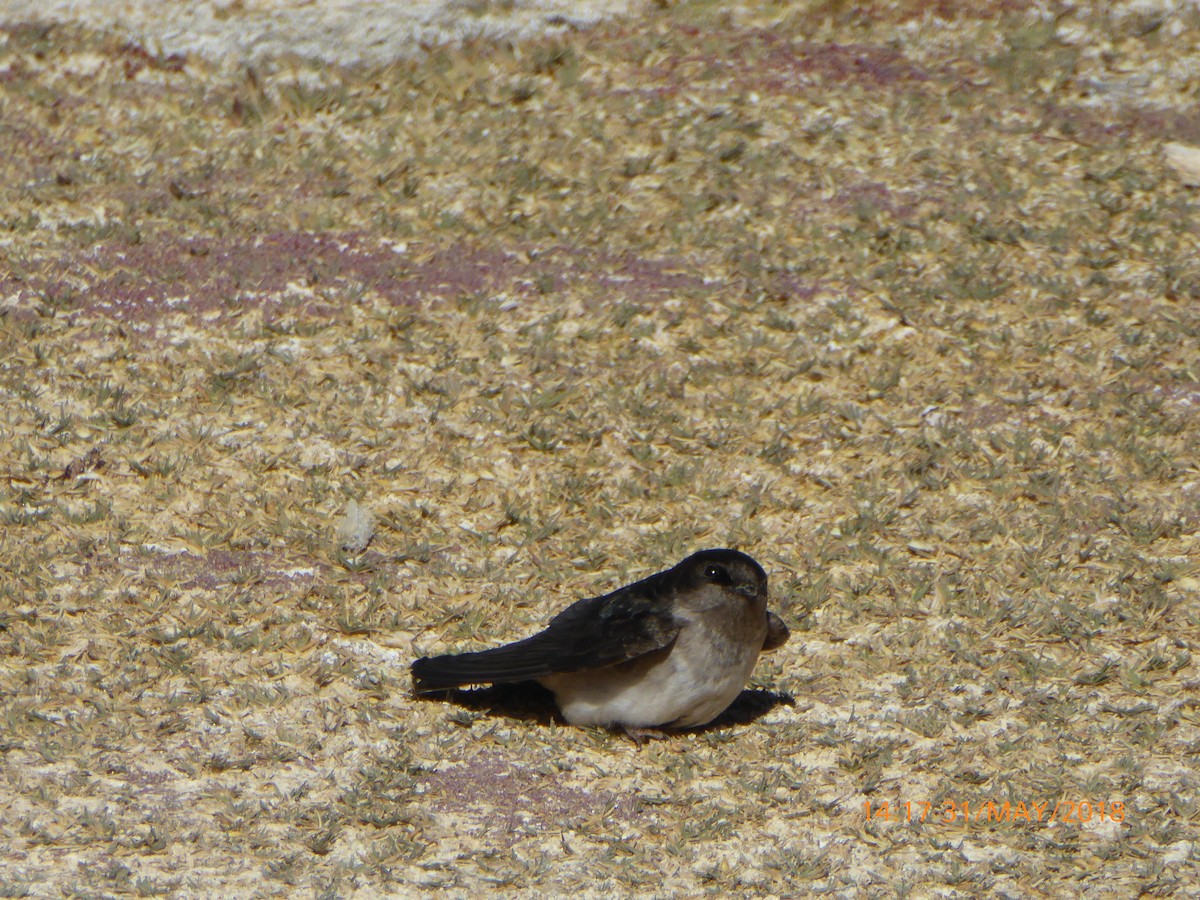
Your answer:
[675,548,769,613]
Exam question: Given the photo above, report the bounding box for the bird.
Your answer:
[411,549,789,730]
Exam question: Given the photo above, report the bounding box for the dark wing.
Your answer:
[411,571,680,692]
[763,611,789,652]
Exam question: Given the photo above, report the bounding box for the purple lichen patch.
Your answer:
[756,38,934,91]
[423,750,643,836]
[3,234,750,326]
[634,29,941,96]
[3,233,503,322]
[130,544,322,592]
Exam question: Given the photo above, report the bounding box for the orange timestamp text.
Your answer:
[864,799,1125,826]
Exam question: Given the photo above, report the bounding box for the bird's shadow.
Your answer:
[704,687,796,730]
[414,682,794,735]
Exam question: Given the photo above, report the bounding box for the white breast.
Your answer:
[539,622,761,728]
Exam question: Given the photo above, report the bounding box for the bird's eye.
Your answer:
[704,564,730,584]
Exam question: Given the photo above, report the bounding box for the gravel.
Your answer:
[0,0,641,67]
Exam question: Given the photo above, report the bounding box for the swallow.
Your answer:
[411,549,789,729]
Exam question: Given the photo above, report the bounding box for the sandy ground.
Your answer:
[3,0,1200,896]
[0,0,640,66]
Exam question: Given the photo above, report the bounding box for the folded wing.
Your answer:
[411,574,680,692]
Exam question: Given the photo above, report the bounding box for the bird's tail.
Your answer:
[410,636,560,692]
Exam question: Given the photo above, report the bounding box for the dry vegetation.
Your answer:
[2,0,1200,895]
